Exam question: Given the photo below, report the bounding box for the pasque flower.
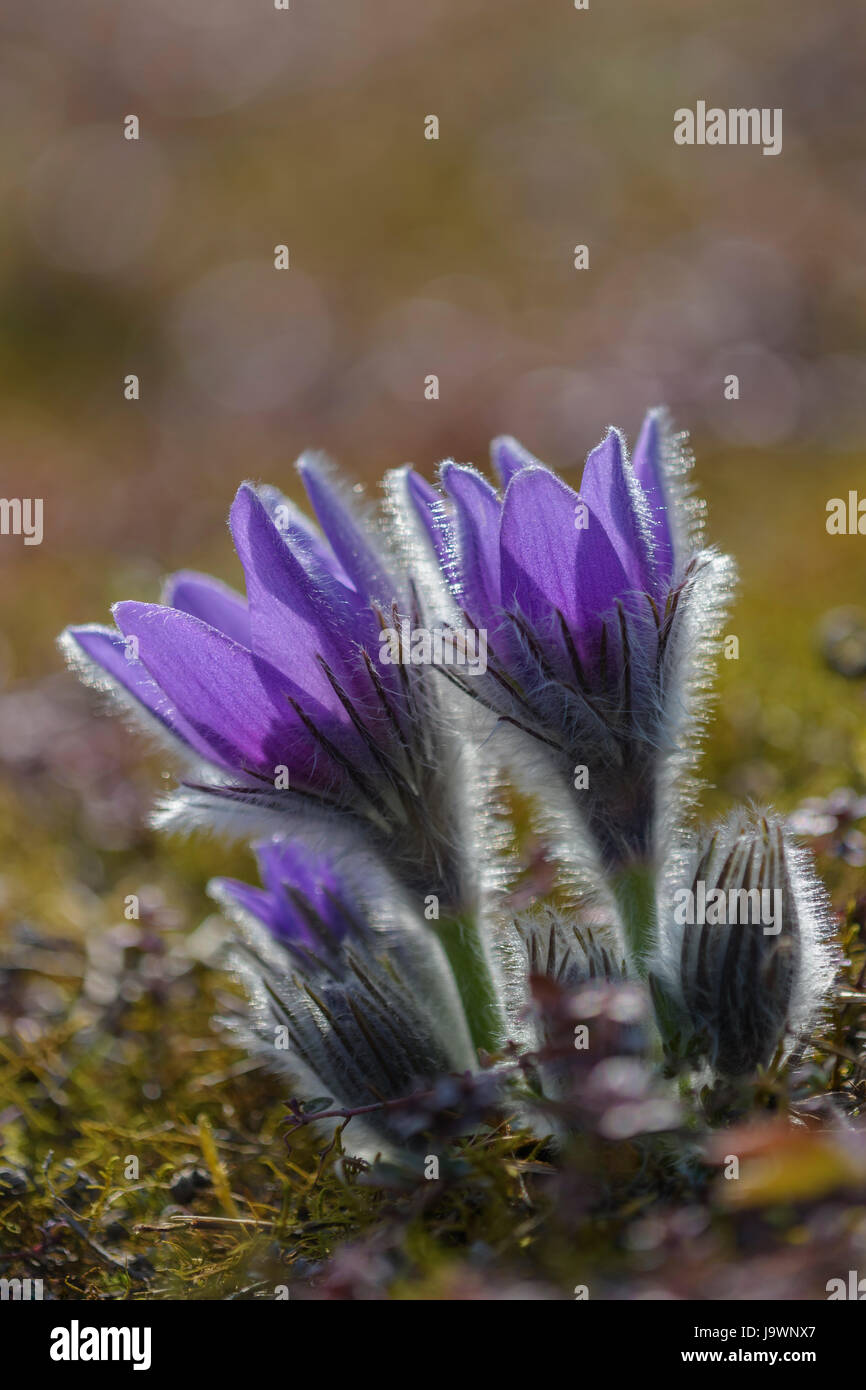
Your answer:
[59,408,837,1129]
[211,839,477,1154]
[60,455,506,1051]
[409,410,735,970]
[652,810,836,1076]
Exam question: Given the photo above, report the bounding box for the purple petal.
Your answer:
[216,840,355,949]
[214,877,313,947]
[230,485,368,712]
[255,484,353,590]
[112,601,342,789]
[490,435,543,489]
[404,468,452,568]
[499,468,631,663]
[297,454,395,603]
[441,463,502,632]
[162,571,251,648]
[232,486,403,765]
[579,429,658,597]
[631,410,675,585]
[258,840,352,939]
[499,469,581,626]
[63,624,223,765]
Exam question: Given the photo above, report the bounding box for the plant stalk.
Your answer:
[437,913,505,1056]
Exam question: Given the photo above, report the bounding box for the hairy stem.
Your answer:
[610,860,673,1062]
[610,860,658,976]
[437,913,505,1056]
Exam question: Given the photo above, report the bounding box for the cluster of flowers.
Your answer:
[61,410,836,1151]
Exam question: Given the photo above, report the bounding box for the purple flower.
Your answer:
[412,410,734,884]
[214,840,356,959]
[60,456,476,921]
[210,838,477,1154]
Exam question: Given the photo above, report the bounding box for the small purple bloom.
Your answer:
[210,839,477,1153]
[213,840,356,958]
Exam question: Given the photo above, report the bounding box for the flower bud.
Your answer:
[654,811,836,1076]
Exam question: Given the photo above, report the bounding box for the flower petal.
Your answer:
[229,485,368,711]
[162,571,250,648]
[61,624,223,765]
[404,468,452,569]
[500,465,624,616]
[297,453,396,604]
[631,410,675,584]
[112,601,342,788]
[255,484,353,589]
[258,840,353,939]
[216,838,355,950]
[212,877,313,948]
[441,463,502,631]
[579,428,658,596]
[490,435,543,489]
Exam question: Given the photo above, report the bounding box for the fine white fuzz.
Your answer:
[58,626,218,780]
[210,854,477,1158]
[652,808,838,1076]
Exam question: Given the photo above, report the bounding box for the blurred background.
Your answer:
[1,0,866,1300]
